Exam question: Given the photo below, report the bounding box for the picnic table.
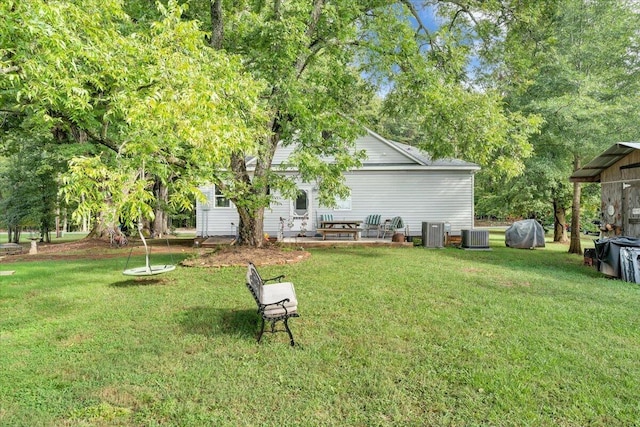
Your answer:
[317,220,363,240]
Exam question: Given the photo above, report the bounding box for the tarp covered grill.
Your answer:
[505,219,546,249]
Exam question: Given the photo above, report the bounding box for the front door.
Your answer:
[289,187,312,233]
[623,182,640,237]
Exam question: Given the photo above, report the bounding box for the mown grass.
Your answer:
[0,231,89,245]
[1,234,640,426]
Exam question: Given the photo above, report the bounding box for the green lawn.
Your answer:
[0,231,89,245]
[1,234,639,426]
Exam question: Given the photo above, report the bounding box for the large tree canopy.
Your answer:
[3,0,541,245]
[149,0,540,245]
[469,0,640,253]
[1,0,265,231]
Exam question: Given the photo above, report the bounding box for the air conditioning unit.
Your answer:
[461,229,490,249]
[422,222,444,248]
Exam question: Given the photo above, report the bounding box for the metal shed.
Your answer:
[570,142,640,237]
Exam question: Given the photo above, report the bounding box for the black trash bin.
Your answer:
[594,236,640,278]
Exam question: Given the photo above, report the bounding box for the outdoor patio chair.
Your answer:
[363,214,382,238]
[319,214,334,223]
[319,214,334,235]
[382,216,405,239]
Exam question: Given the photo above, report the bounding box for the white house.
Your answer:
[196,129,480,239]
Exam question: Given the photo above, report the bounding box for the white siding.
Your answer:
[196,184,311,238]
[355,134,414,165]
[196,185,240,237]
[199,171,475,237]
[311,170,475,236]
[263,192,295,236]
[197,132,477,238]
[270,134,414,166]
[271,143,297,165]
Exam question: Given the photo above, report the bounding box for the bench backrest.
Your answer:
[364,214,381,226]
[320,214,334,222]
[246,263,263,305]
[390,216,404,230]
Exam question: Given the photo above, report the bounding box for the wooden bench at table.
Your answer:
[317,227,363,240]
[0,243,24,255]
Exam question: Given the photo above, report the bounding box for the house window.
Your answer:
[334,195,352,211]
[214,186,232,208]
[294,191,308,215]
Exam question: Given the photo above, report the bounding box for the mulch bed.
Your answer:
[0,238,310,267]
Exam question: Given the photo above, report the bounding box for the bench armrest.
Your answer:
[259,298,292,316]
[262,274,285,283]
[261,298,290,308]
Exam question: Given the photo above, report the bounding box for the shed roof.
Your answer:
[569,142,640,183]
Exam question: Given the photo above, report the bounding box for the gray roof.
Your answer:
[363,128,480,169]
[570,142,640,182]
[387,139,479,168]
[247,127,480,171]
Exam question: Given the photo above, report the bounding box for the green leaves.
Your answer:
[471,0,640,229]
[383,69,540,179]
[3,0,265,227]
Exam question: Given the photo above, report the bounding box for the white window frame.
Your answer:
[334,194,352,211]
[213,185,234,209]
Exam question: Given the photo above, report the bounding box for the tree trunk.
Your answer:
[86,214,108,238]
[553,199,569,243]
[231,119,280,246]
[206,2,323,248]
[7,227,15,243]
[237,205,265,247]
[56,209,62,238]
[209,0,223,49]
[152,209,167,238]
[568,155,582,254]
[208,0,265,248]
[40,225,51,243]
[152,179,170,238]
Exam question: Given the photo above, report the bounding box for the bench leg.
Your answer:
[257,317,266,343]
[283,317,295,346]
[256,317,295,346]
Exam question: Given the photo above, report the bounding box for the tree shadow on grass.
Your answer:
[323,247,389,258]
[178,306,257,339]
[109,278,170,287]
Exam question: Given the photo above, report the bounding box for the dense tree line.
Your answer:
[471,0,640,254]
[2,1,638,250]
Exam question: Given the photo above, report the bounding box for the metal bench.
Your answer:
[245,262,299,346]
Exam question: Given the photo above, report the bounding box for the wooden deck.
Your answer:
[198,235,413,248]
[280,236,412,247]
